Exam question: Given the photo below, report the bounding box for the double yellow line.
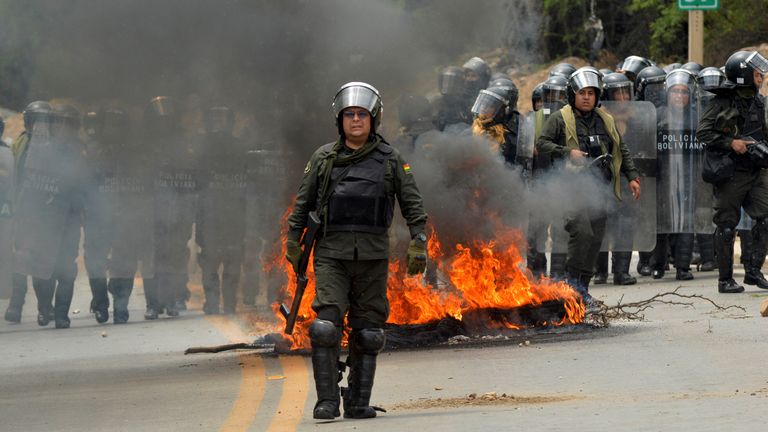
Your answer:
[189,285,310,431]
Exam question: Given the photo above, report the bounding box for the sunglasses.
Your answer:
[342,110,369,119]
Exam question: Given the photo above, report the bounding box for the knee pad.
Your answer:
[315,306,342,327]
[353,328,386,354]
[309,319,339,348]
[715,226,735,239]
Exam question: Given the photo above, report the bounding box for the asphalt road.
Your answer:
[1,264,767,432]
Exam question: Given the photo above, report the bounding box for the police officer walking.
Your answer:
[536,67,641,308]
[286,82,427,420]
[697,50,768,293]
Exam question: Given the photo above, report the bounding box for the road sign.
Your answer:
[678,0,719,10]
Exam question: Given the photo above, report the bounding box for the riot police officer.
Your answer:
[537,67,641,308]
[619,55,653,82]
[432,66,471,131]
[471,86,520,166]
[286,82,427,420]
[697,50,768,293]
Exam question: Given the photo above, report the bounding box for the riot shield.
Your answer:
[655,104,710,233]
[83,147,116,280]
[600,101,658,251]
[244,148,292,307]
[0,145,13,298]
[196,142,248,268]
[108,150,155,279]
[13,135,85,279]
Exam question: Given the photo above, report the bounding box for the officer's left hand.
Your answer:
[286,240,301,274]
[629,178,641,200]
[407,239,427,275]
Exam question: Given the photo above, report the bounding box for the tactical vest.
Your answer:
[325,144,393,234]
[739,96,766,141]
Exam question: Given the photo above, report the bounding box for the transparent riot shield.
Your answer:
[108,152,155,279]
[600,101,658,251]
[244,148,292,307]
[13,135,85,279]
[655,103,710,233]
[83,147,116,281]
[0,145,13,298]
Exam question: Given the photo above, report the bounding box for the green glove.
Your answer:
[286,240,301,274]
[407,238,427,275]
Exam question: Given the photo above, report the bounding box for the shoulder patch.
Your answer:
[402,163,412,174]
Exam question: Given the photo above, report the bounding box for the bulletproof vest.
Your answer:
[575,113,613,158]
[739,96,766,141]
[326,145,393,234]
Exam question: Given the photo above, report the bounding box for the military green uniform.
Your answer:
[536,105,640,279]
[287,136,427,329]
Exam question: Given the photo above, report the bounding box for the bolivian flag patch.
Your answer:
[403,163,412,174]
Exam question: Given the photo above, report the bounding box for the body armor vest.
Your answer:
[576,115,613,158]
[739,96,766,141]
[326,145,393,234]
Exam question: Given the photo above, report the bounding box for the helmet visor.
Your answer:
[698,71,725,90]
[439,71,465,96]
[471,90,505,119]
[332,83,381,118]
[747,51,768,74]
[570,70,602,93]
[605,82,634,101]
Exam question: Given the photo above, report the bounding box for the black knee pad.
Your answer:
[309,319,339,348]
[353,328,386,354]
[715,226,735,242]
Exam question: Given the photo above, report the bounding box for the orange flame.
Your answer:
[268,210,585,351]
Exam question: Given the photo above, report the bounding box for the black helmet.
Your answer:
[620,55,652,81]
[665,69,697,96]
[635,65,666,104]
[681,61,703,75]
[542,75,569,106]
[663,63,682,74]
[567,66,603,106]
[471,88,508,125]
[531,84,543,111]
[22,100,53,131]
[602,73,634,101]
[489,84,519,112]
[144,96,178,136]
[438,66,466,97]
[52,104,81,130]
[203,106,235,135]
[549,62,577,79]
[697,67,726,91]
[489,77,516,90]
[84,108,129,142]
[397,94,432,130]
[725,50,768,88]
[462,57,491,89]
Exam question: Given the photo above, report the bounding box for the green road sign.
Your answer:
[678,0,720,10]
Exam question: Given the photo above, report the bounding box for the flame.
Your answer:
[268,210,585,351]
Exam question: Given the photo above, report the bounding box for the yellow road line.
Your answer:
[266,356,310,432]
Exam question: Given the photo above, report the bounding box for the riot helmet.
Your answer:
[52,104,81,129]
[697,67,726,91]
[83,111,100,139]
[462,57,491,89]
[635,66,667,107]
[438,66,466,97]
[490,84,519,114]
[549,62,577,79]
[665,69,697,110]
[331,81,383,136]
[663,63,682,74]
[619,55,652,81]
[541,75,568,107]
[567,66,603,106]
[23,101,53,132]
[489,77,516,90]
[602,73,634,101]
[681,61,703,75]
[471,88,507,125]
[144,96,178,137]
[599,68,614,77]
[531,84,543,111]
[725,50,768,88]
[203,106,235,135]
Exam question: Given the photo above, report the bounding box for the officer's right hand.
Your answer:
[731,138,749,154]
[569,149,588,164]
[286,240,301,274]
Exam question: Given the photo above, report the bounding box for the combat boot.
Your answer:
[109,278,132,324]
[310,319,342,420]
[611,252,636,285]
[54,278,75,329]
[636,252,652,276]
[90,277,110,323]
[674,234,695,281]
[697,234,717,271]
[715,227,744,293]
[4,274,28,323]
[343,329,386,419]
[744,219,768,289]
[33,278,55,326]
[593,252,608,284]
